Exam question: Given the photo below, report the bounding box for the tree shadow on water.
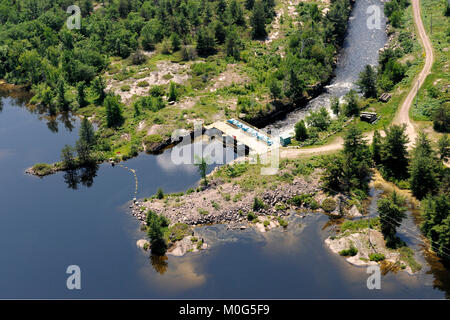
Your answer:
[63,163,99,189]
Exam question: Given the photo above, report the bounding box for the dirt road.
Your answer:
[281,0,433,158]
[393,0,434,146]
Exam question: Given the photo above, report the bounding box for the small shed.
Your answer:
[279,133,292,147]
[360,112,378,123]
[379,93,391,102]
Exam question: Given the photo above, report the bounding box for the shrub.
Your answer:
[291,195,303,207]
[252,197,266,211]
[156,188,164,199]
[131,51,147,65]
[321,197,337,212]
[263,220,270,227]
[310,199,319,210]
[32,163,54,176]
[149,85,165,97]
[137,81,149,87]
[168,223,191,242]
[277,218,288,228]
[198,208,209,215]
[143,134,163,149]
[247,212,257,221]
[120,85,131,92]
[369,253,385,262]
[212,201,221,210]
[339,246,358,256]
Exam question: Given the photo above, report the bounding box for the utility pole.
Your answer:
[430,12,433,35]
[415,80,419,108]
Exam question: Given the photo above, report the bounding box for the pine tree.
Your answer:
[61,145,76,169]
[245,0,255,10]
[437,134,449,162]
[409,132,438,199]
[295,120,308,141]
[343,89,359,117]
[371,130,382,165]
[378,191,407,248]
[77,82,88,108]
[380,124,409,180]
[104,95,124,128]
[79,117,96,147]
[285,69,305,104]
[92,76,106,105]
[356,64,377,98]
[330,96,340,116]
[251,1,267,39]
[225,28,241,60]
[56,78,69,111]
[168,81,177,102]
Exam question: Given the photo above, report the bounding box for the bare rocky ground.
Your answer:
[325,229,416,275]
[106,60,191,103]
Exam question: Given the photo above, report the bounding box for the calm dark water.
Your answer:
[264,0,388,134]
[0,95,449,299]
[0,0,448,297]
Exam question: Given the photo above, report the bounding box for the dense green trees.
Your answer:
[384,0,408,28]
[421,193,450,261]
[409,132,439,199]
[432,103,450,133]
[322,126,372,193]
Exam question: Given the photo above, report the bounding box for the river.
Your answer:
[0,0,449,299]
[264,0,388,134]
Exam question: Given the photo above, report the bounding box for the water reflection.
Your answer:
[140,253,206,293]
[150,255,169,275]
[63,164,99,189]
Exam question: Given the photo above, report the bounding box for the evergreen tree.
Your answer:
[214,21,226,44]
[229,0,245,26]
[225,28,241,60]
[295,120,308,141]
[380,124,409,180]
[79,117,96,147]
[196,27,216,56]
[343,89,359,117]
[433,103,449,133]
[146,210,169,256]
[371,130,382,165]
[378,191,407,248]
[409,132,438,199]
[104,95,124,128]
[168,81,177,102]
[330,96,340,116]
[285,69,305,104]
[251,1,267,39]
[245,0,255,10]
[56,78,69,111]
[421,194,450,261]
[437,134,449,162]
[76,139,92,164]
[61,145,76,169]
[92,76,106,105]
[356,64,377,98]
[77,82,88,108]
[217,0,227,17]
